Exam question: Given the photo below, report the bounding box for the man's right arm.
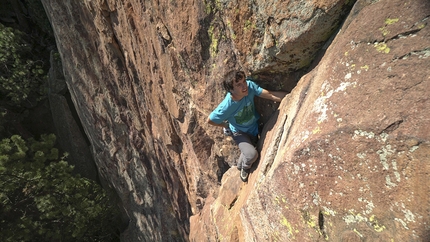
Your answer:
[207,117,228,128]
[258,89,287,102]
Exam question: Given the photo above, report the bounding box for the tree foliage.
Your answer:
[0,134,119,241]
[0,23,46,108]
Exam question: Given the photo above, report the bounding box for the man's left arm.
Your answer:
[258,89,287,102]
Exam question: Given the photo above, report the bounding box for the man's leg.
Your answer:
[232,131,258,170]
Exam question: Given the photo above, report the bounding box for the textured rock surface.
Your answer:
[219,0,352,73]
[40,0,429,241]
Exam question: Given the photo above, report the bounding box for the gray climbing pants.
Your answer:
[232,131,259,170]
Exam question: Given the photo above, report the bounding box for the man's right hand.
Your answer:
[207,118,229,128]
[223,127,232,136]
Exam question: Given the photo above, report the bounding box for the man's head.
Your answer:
[223,71,246,92]
[223,70,248,101]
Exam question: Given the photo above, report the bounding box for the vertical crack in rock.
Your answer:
[261,115,287,176]
[318,210,324,230]
[228,197,237,210]
[262,79,311,176]
[318,210,328,240]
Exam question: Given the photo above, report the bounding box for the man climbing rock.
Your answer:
[207,70,287,182]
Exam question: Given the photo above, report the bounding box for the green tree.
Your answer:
[0,134,119,241]
[0,23,46,108]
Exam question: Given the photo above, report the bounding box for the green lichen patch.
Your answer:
[379,26,390,36]
[360,65,369,71]
[207,23,225,58]
[280,216,298,238]
[417,23,426,29]
[244,20,255,32]
[385,18,399,25]
[374,43,390,54]
[369,215,386,232]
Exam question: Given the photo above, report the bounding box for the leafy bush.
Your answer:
[0,134,119,241]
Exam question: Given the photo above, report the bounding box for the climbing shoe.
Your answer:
[240,168,249,182]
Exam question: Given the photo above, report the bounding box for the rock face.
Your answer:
[41,0,429,241]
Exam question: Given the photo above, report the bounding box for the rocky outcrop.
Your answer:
[40,0,429,241]
[219,0,351,73]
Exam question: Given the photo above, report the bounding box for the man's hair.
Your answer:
[222,70,246,92]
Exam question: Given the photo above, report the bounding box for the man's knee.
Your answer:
[245,148,258,163]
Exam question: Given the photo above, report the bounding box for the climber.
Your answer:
[207,70,287,182]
